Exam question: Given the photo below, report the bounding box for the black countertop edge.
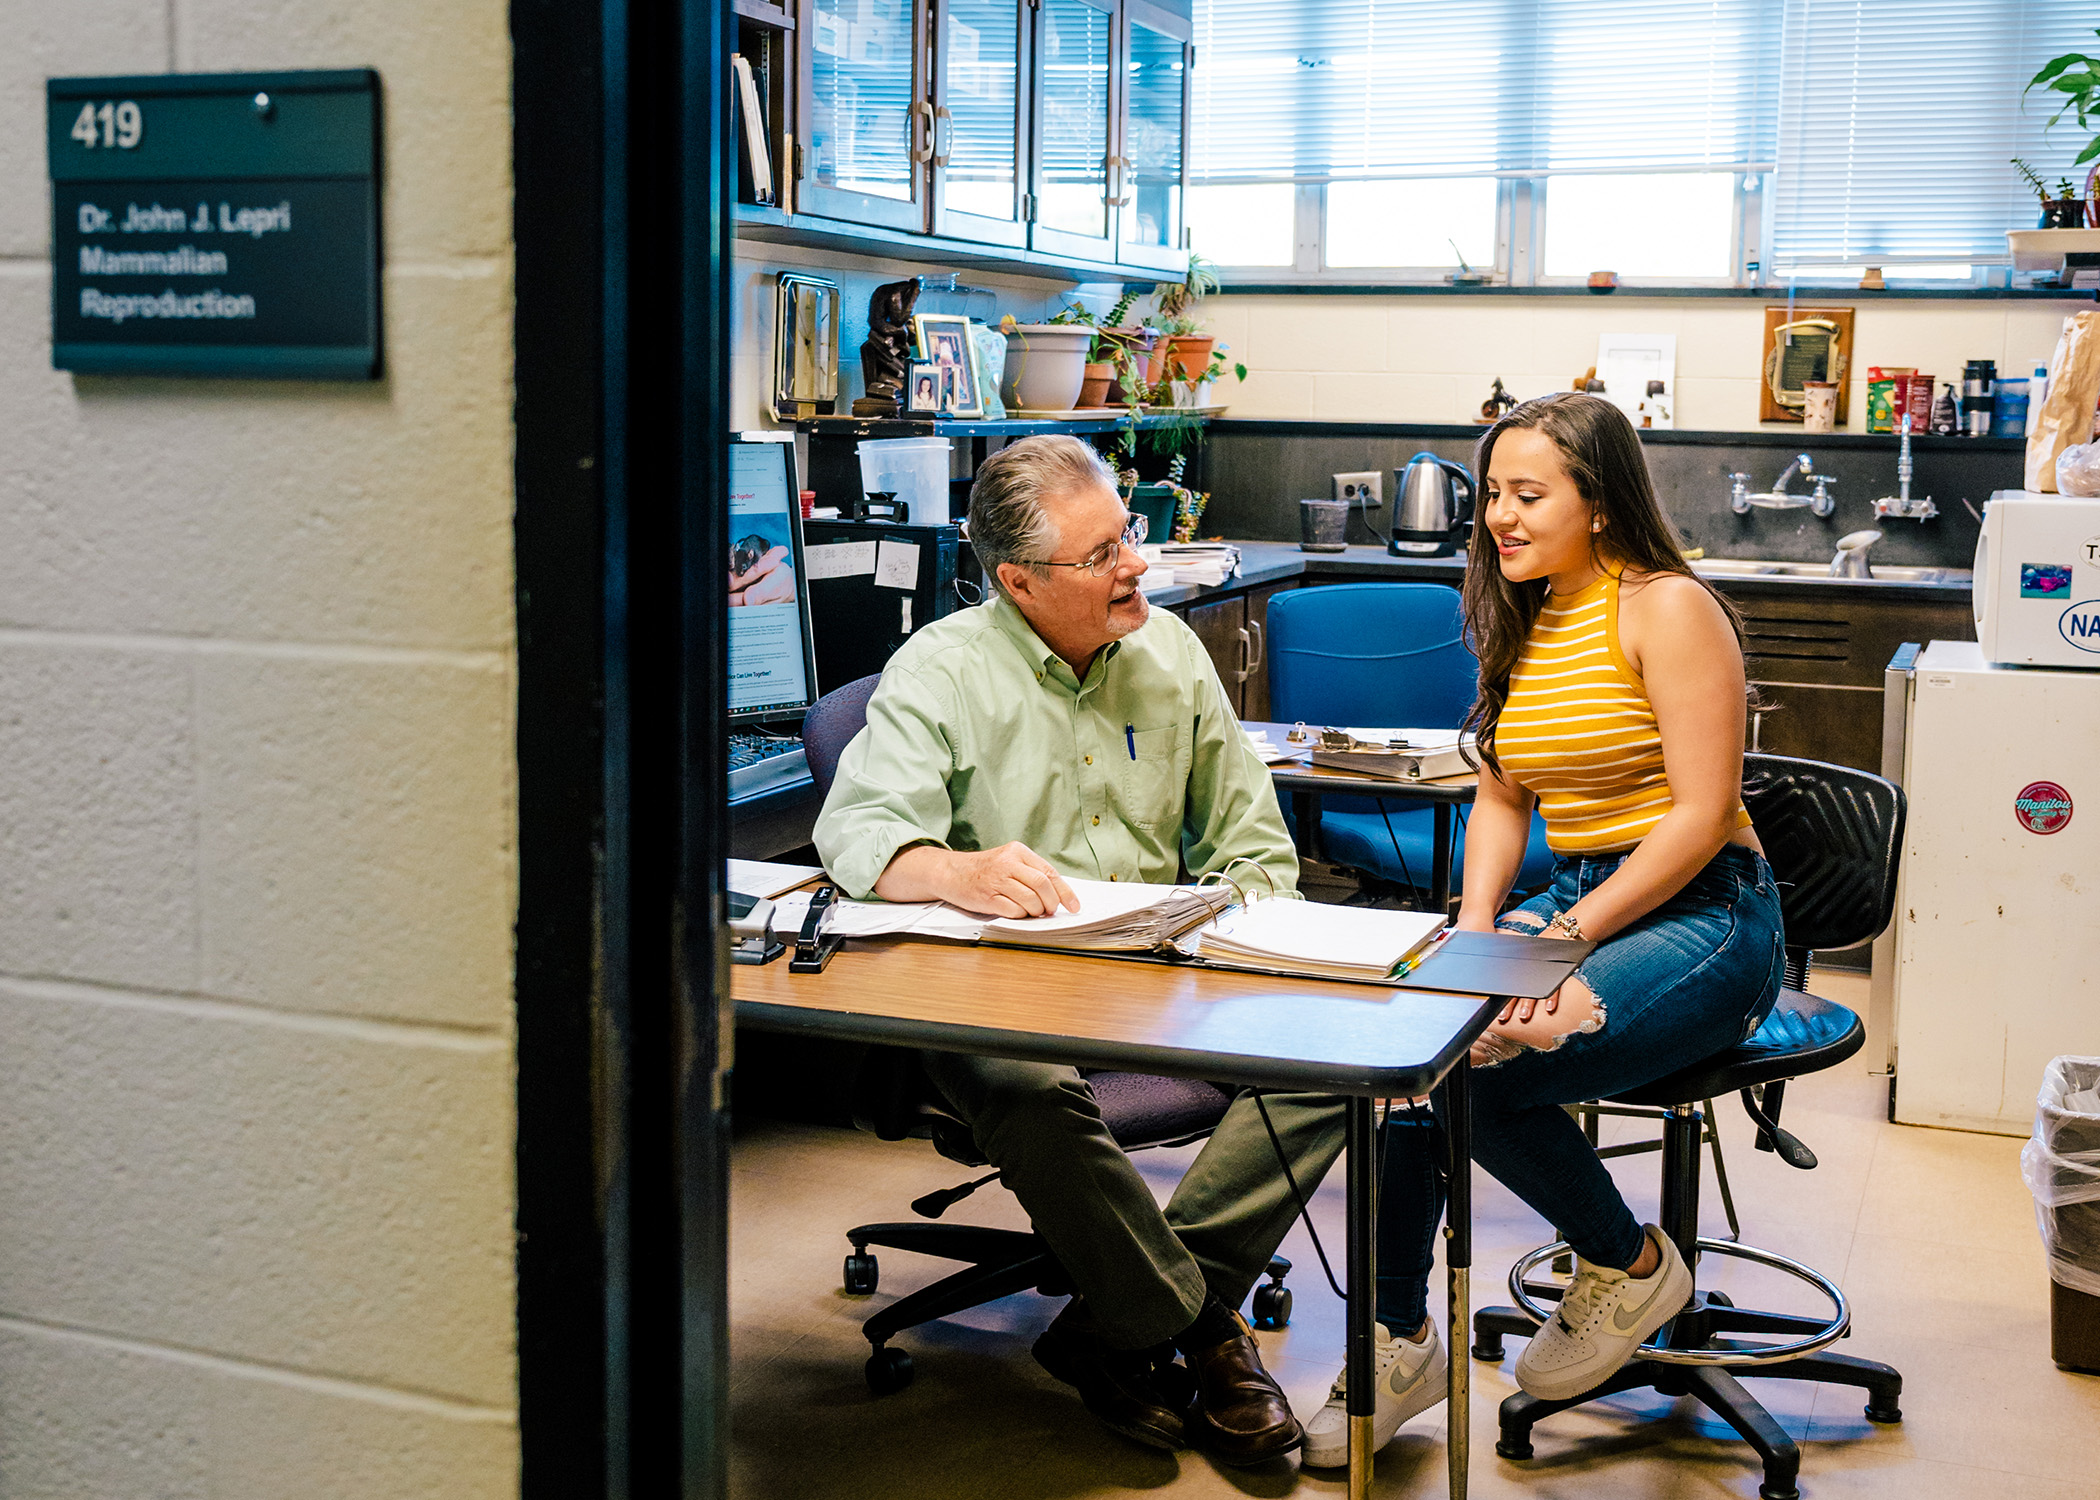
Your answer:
[1205,419,2027,453]
[1142,542,1972,610]
[1218,283,2092,302]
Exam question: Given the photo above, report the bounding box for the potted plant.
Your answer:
[2025,36,2100,223]
[2012,158,2085,227]
[1000,312,1094,413]
[1147,255,1222,385]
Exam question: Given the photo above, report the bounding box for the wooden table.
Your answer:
[1246,721,1481,911]
[735,937,1502,1500]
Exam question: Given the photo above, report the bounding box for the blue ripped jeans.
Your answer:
[1377,843,1785,1333]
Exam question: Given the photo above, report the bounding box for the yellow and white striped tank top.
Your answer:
[1494,572,1751,855]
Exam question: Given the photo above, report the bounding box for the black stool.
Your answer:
[1470,755,1907,1500]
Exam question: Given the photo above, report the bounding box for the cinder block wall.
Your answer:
[0,3,518,1495]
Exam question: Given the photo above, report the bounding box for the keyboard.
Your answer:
[729,732,810,801]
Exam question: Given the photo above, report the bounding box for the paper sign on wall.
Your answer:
[875,539,921,590]
[805,540,877,579]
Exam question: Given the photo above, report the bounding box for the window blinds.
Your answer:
[1770,0,2099,266]
[1187,0,1778,185]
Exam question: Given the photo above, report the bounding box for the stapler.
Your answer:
[728,890,785,966]
[790,884,845,973]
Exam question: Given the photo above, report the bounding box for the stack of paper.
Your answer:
[1135,544,1241,591]
[979,878,1234,952]
[1310,727,1475,781]
[1194,900,1447,982]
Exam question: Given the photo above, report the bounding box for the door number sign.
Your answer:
[47,70,380,379]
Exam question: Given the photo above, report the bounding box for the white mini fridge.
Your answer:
[1884,640,2100,1135]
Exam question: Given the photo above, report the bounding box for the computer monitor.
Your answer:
[728,434,819,723]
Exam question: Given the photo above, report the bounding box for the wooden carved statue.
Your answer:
[853,277,921,417]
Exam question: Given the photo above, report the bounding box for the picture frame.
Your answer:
[1759,306,1854,424]
[905,362,940,416]
[912,312,983,418]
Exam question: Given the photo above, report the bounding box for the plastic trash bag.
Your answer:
[2021,1056,2100,1296]
[2055,443,2100,497]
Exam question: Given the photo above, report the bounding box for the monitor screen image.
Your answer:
[728,439,815,720]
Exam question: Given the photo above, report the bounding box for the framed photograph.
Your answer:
[913,312,982,417]
[905,362,940,415]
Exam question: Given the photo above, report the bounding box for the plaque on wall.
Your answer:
[47,70,381,379]
[1758,305,1853,425]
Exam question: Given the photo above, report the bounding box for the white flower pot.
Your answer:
[1001,325,1093,412]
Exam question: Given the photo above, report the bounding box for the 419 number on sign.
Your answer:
[70,100,142,150]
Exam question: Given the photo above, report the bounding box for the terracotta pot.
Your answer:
[1163,335,1215,383]
[1078,361,1115,408]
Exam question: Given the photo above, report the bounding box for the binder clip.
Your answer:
[790,884,845,973]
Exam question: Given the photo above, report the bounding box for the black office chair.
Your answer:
[1469,754,1906,1500]
[797,675,1294,1397]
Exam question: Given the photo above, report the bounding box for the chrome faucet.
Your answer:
[1872,416,1939,521]
[1730,453,1836,518]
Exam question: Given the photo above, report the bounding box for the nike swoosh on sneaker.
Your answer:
[1610,1276,1679,1334]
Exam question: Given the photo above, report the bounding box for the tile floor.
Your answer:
[728,971,2100,1498]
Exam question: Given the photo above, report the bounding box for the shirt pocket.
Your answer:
[1116,724,1186,831]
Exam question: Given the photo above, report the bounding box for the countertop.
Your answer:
[1140,542,1974,610]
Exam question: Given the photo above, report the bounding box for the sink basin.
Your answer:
[1689,558,1958,585]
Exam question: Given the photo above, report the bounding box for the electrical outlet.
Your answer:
[1333,471,1383,508]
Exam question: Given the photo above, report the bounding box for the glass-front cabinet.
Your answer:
[931,0,1028,247]
[1116,0,1189,271]
[1030,0,1117,261]
[797,0,931,230]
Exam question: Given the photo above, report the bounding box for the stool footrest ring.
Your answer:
[1505,1236,1850,1367]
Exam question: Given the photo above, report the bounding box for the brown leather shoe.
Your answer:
[1032,1301,1187,1451]
[1185,1311,1303,1465]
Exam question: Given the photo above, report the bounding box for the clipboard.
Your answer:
[1388,929,1595,998]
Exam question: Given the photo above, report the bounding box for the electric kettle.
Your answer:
[1390,451,1474,557]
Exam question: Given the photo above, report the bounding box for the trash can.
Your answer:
[2021,1055,2100,1372]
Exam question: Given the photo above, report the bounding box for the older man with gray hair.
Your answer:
[815,434,1342,1465]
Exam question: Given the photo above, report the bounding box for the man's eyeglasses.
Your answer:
[1026,514,1147,578]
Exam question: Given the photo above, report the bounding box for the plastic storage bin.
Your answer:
[2021,1054,2100,1371]
[856,437,954,525]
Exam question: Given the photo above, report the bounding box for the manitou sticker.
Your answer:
[2014,781,2074,836]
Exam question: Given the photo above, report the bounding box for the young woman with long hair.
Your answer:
[1301,393,1786,1468]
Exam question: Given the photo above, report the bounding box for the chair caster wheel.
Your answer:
[1470,1337,1506,1362]
[865,1344,914,1395]
[1758,1484,1800,1500]
[1495,1436,1534,1461]
[843,1251,879,1296]
[1250,1282,1293,1330]
[1865,1403,1902,1424]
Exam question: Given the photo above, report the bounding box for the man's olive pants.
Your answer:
[920,1050,1347,1350]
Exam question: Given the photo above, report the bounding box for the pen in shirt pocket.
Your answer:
[1125,723,1136,760]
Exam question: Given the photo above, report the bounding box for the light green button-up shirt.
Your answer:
[813,593,1298,901]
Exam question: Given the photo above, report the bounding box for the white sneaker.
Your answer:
[1515,1224,1692,1402]
[1300,1321,1448,1469]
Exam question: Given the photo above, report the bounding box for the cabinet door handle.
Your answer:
[1750,710,1763,753]
[1233,627,1251,683]
[932,104,953,166]
[1245,619,1264,674]
[912,101,935,164]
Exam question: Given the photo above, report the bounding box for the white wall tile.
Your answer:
[1227,368,1317,418]
[1387,303,1534,376]
[195,653,514,1029]
[0,1323,516,1500]
[1244,301,1386,373]
[0,642,198,994]
[0,982,515,1405]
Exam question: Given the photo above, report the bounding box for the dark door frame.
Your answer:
[513,0,734,1496]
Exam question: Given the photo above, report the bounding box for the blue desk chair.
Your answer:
[1265,583,1554,897]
